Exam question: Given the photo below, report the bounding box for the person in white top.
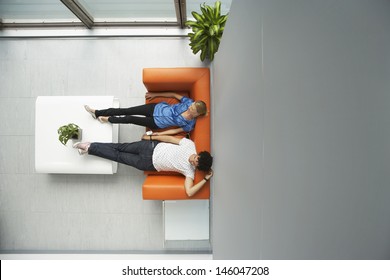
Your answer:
[73,134,213,197]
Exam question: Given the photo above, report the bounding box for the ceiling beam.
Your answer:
[174,0,187,28]
[61,0,94,29]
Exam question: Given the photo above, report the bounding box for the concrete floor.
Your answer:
[0,37,209,253]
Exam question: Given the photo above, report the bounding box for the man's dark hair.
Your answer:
[197,151,213,171]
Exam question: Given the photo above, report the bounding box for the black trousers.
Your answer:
[95,103,159,129]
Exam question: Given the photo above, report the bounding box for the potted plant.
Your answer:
[185,1,228,62]
[57,123,82,145]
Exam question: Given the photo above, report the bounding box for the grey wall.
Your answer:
[212,0,390,259]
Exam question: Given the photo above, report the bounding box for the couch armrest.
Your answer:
[143,175,210,200]
[143,68,210,93]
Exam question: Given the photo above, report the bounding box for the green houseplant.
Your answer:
[57,123,82,145]
[185,1,228,61]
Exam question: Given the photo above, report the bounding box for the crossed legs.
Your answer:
[85,103,159,129]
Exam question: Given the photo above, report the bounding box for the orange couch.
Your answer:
[142,68,211,200]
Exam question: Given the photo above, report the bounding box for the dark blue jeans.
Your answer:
[88,140,158,171]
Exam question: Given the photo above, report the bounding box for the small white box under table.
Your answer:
[35,96,119,174]
[163,200,210,241]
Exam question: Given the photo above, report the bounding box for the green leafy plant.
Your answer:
[185,1,228,61]
[57,123,81,145]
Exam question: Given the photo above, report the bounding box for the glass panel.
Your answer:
[186,0,232,20]
[0,0,80,22]
[77,0,177,22]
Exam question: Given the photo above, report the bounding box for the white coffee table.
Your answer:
[35,96,119,174]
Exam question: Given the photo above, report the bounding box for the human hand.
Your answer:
[205,169,213,180]
[141,133,149,140]
[145,92,155,100]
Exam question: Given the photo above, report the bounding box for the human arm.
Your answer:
[142,133,181,145]
[145,92,183,101]
[184,169,213,197]
[151,128,185,136]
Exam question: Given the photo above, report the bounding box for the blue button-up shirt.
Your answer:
[153,97,196,132]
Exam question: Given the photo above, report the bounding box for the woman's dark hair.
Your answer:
[197,151,213,171]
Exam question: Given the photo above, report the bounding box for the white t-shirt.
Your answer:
[152,138,196,179]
